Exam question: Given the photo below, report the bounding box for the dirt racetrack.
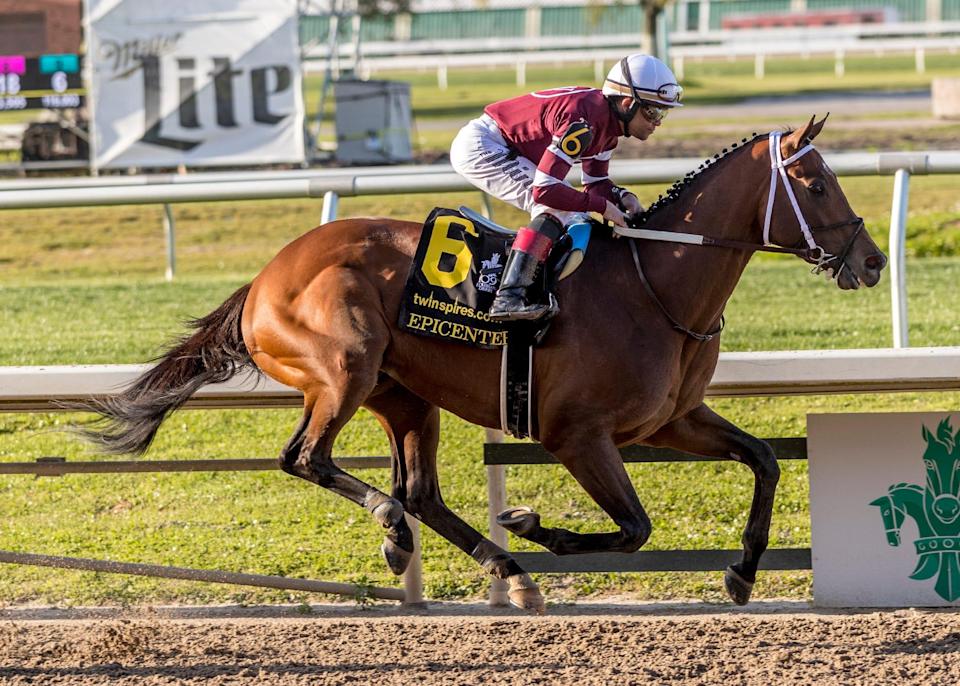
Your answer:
[0,602,958,685]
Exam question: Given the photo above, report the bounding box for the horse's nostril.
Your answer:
[865,253,886,271]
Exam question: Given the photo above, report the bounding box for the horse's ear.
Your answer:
[809,113,829,141]
[782,117,811,154]
[784,114,827,152]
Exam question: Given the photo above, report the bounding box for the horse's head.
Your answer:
[759,116,886,290]
[921,419,960,524]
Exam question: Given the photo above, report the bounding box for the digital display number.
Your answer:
[0,54,84,110]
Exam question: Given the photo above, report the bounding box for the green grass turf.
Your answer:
[306,52,960,154]
[2,241,960,605]
[1,54,959,605]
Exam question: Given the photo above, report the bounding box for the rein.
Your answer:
[615,130,864,342]
[628,238,724,342]
[614,225,817,258]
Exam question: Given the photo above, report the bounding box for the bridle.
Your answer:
[616,130,865,341]
[762,131,864,279]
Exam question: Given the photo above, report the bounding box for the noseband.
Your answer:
[763,130,863,279]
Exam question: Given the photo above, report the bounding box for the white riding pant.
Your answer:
[449,114,589,227]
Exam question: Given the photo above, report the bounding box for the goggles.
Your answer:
[634,83,683,104]
[639,102,670,124]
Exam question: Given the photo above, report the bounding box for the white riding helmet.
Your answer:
[602,54,683,108]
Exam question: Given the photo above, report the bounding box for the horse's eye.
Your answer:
[808,180,825,194]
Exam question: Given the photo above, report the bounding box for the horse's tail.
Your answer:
[70,284,257,456]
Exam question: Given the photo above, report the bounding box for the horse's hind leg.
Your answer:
[278,377,414,562]
[364,383,544,614]
[355,378,419,575]
[645,402,780,605]
[257,309,413,569]
[253,270,414,568]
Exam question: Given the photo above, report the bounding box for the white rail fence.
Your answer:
[0,363,422,605]
[303,23,960,88]
[2,347,960,604]
[6,349,960,411]
[3,150,959,347]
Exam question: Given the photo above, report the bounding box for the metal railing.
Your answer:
[3,151,958,347]
[4,347,960,606]
[5,348,960,412]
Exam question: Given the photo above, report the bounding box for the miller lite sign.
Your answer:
[85,0,304,168]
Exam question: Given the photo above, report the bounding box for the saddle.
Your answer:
[457,205,592,287]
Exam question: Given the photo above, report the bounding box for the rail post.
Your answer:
[402,513,425,606]
[321,191,339,224]
[163,203,176,281]
[889,168,911,348]
[485,428,509,606]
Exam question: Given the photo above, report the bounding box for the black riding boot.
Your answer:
[488,246,550,321]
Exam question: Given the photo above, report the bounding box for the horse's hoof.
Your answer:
[724,565,754,606]
[497,506,540,537]
[381,537,413,576]
[507,573,545,615]
[370,498,405,529]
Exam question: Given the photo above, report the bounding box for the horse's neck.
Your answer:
[626,157,766,333]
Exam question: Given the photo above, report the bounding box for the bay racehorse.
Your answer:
[74,117,886,613]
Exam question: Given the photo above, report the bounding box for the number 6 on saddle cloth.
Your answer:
[397,206,593,438]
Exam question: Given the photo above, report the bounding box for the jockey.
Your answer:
[450,53,683,321]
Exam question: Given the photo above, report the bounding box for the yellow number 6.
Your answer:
[420,215,478,289]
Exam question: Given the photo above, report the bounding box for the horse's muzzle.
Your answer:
[857,250,887,288]
[837,245,886,290]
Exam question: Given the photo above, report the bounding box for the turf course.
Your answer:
[2,54,960,606]
[3,184,959,606]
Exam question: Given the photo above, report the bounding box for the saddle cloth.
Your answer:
[398,206,592,348]
[397,206,593,438]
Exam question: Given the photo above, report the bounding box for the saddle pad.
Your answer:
[398,207,510,349]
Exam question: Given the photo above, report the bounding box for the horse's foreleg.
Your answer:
[646,402,780,605]
[498,434,652,555]
[365,384,544,614]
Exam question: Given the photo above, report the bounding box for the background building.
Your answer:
[0,0,82,56]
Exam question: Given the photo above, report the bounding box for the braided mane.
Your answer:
[636,132,768,224]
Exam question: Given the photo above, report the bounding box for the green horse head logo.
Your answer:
[870,417,960,602]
